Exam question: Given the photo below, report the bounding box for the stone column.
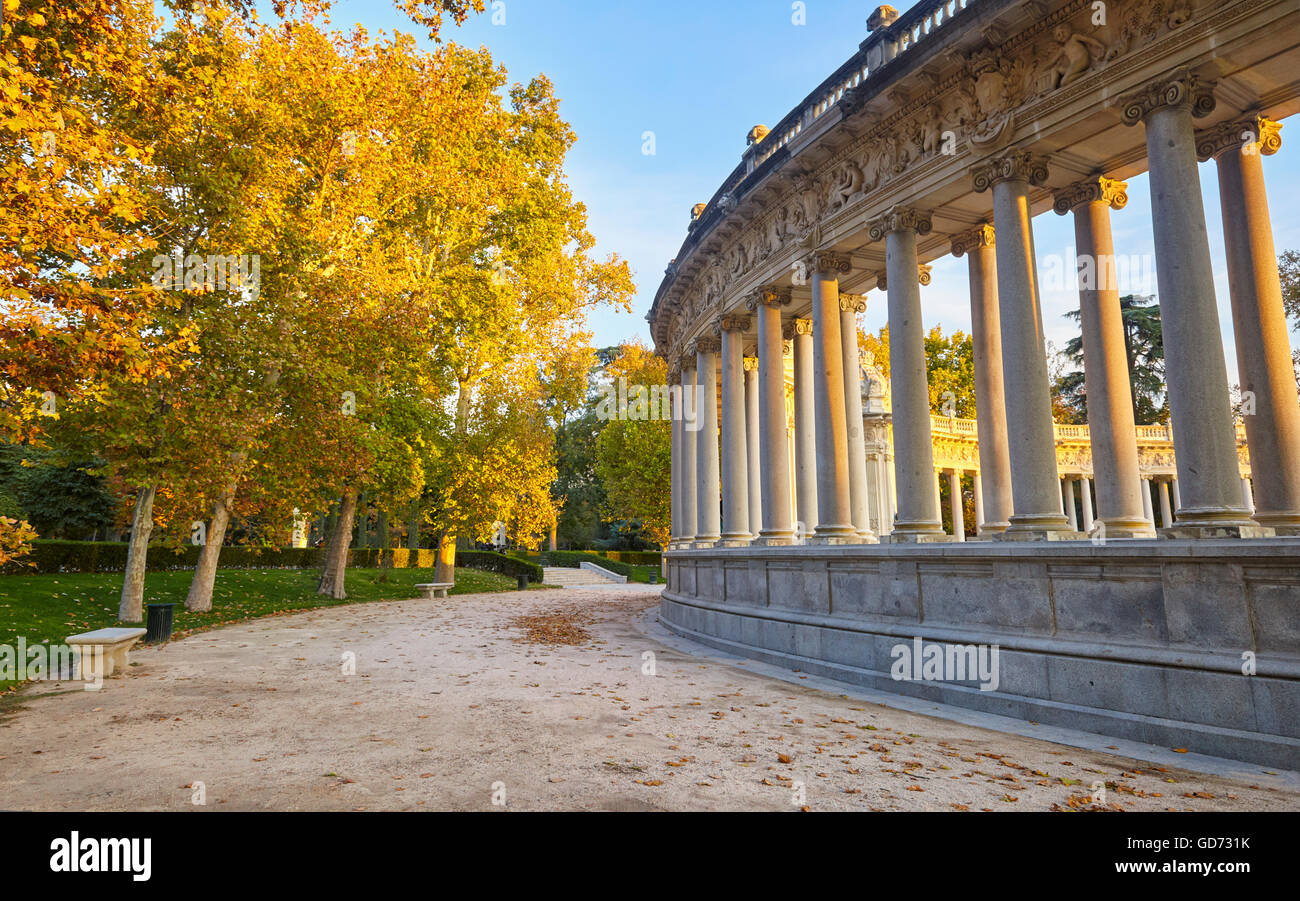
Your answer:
[1158,480,1174,528]
[973,471,985,536]
[840,295,876,541]
[1053,176,1155,537]
[789,317,819,538]
[746,289,796,544]
[1171,479,1181,512]
[1120,69,1259,536]
[744,356,762,538]
[1141,477,1154,524]
[1080,478,1095,532]
[1242,477,1255,512]
[692,336,721,545]
[869,207,945,540]
[669,362,682,546]
[951,225,1012,534]
[804,251,860,544]
[717,316,751,546]
[973,152,1073,539]
[1063,479,1078,530]
[947,470,965,541]
[678,361,698,543]
[1198,115,1300,533]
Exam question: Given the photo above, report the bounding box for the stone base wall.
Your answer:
[660,540,1300,769]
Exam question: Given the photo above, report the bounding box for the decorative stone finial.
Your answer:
[747,125,770,146]
[690,202,707,221]
[867,5,899,32]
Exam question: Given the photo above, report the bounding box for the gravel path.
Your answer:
[1,588,1295,811]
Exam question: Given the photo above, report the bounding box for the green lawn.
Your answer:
[0,565,519,693]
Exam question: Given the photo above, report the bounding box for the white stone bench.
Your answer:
[65,627,147,678]
[414,582,453,600]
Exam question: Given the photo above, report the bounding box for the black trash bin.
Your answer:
[648,571,659,585]
[145,603,175,644]
[517,574,529,591]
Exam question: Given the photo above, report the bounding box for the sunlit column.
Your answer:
[1053,176,1155,537]
[973,152,1073,539]
[1141,477,1154,524]
[1080,478,1095,532]
[743,356,762,538]
[1158,479,1174,529]
[745,289,796,544]
[951,225,1012,534]
[1120,69,1259,536]
[669,361,682,547]
[717,316,751,546]
[947,470,965,542]
[869,207,945,541]
[805,251,859,544]
[1198,115,1300,534]
[972,471,985,536]
[1062,479,1078,530]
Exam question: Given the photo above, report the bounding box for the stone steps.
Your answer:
[542,566,620,586]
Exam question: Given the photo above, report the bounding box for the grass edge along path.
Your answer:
[0,566,527,693]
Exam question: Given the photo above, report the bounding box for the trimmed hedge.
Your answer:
[2,540,543,583]
[593,550,661,566]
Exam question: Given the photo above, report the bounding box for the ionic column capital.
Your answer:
[868,205,932,241]
[1195,114,1283,162]
[971,150,1049,193]
[918,264,932,287]
[801,250,853,277]
[688,335,720,356]
[838,294,866,314]
[742,356,759,372]
[950,223,995,257]
[1052,175,1129,215]
[782,317,814,340]
[716,313,751,333]
[873,268,888,291]
[745,286,792,311]
[1118,67,1216,126]
[875,265,931,291]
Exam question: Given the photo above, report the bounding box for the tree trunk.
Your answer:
[406,501,420,550]
[118,482,157,622]
[353,493,368,548]
[376,510,389,549]
[318,489,358,598]
[185,491,233,612]
[434,528,456,584]
[548,519,557,552]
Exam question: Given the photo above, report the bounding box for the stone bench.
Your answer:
[414,582,453,600]
[65,627,147,678]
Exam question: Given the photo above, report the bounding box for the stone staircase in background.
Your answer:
[542,566,622,587]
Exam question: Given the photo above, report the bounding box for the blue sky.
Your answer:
[328,0,1300,377]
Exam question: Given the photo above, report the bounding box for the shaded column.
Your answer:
[1053,176,1155,537]
[973,152,1073,539]
[678,361,698,543]
[692,336,721,545]
[743,356,762,538]
[973,471,985,536]
[840,294,876,541]
[717,316,751,546]
[1198,115,1300,533]
[1062,479,1078,530]
[1242,477,1255,512]
[1120,69,1259,536]
[745,289,796,544]
[789,317,819,538]
[1158,480,1174,528]
[1080,478,1095,532]
[951,225,1012,533]
[669,361,682,546]
[1141,477,1154,524]
[868,207,945,540]
[806,251,859,544]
